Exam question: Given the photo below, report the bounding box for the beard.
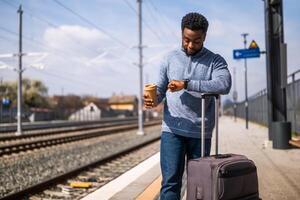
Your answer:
[182,44,201,56]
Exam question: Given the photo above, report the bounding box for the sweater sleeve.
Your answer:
[186,54,232,94]
[156,57,169,104]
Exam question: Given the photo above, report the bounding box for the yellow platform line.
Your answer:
[289,139,300,148]
[135,175,162,200]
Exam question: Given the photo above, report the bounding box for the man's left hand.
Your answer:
[168,80,185,92]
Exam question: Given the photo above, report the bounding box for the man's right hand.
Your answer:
[143,94,156,109]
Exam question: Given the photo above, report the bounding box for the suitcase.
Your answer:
[186,94,259,200]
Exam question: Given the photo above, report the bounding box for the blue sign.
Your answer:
[233,48,260,59]
[2,98,10,106]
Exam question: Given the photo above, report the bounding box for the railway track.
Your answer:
[0,126,161,200]
[0,117,138,133]
[0,120,161,156]
[0,118,145,142]
[0,117,139,138]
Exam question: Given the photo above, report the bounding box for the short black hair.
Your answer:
[181,12,209,33]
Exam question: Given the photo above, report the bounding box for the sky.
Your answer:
[0,0,299,102]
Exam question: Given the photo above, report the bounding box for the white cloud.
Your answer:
[35,25,139,96]
[26,23,178,97]
[44,25,107,58]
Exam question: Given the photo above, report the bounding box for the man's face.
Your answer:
[182,28,206,55]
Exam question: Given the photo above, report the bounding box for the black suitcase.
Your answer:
[186,94,260,200]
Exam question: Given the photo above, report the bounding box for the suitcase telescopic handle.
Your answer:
[200,94,220,158]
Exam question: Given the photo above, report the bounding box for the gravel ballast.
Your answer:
[0,125,161,198]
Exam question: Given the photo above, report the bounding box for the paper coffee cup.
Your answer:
[144,83,157,106]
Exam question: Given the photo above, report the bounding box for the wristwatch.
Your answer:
[184,79,190,89]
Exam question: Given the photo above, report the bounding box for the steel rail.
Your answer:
[0,117,138,133]
[0,121,161,156]
[0,118,138,141]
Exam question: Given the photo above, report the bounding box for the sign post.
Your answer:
[233,38,261,129]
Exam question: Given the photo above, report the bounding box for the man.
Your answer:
[144,12,231,200]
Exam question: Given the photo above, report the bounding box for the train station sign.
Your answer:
[233,40,260,59]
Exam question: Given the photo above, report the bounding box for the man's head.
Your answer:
[181,12,209,55]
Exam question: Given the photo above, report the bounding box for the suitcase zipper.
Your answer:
[219,165,256,178]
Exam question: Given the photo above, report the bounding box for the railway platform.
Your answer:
[81,116,300,200]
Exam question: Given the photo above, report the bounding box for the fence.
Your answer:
[224,70,300,134]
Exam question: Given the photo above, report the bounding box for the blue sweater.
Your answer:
[156,47,231,139]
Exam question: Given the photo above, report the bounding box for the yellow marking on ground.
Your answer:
[70,182,92,188]
[135,175,162,200]
[289,140,300,148]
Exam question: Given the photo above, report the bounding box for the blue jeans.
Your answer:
[160,131,211,200]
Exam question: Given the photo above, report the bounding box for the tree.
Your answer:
[23,79,49,108]
[0,78,49,108]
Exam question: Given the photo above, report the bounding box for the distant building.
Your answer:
[92,98,110,110]
[29,107,54,122]
[69,102,101,121]
[108,95,138,117]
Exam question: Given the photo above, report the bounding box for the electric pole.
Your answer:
[137,0,144,135]
[0,6,45,133]
[16,5,23,136]
[241,33,249,129]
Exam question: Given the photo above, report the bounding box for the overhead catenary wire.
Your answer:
[0,24,125,76]
[0,34,18,46]
[0,30,108,93]
[49,0,137,61]
[0,0,138,63]
[0,21,137,86]
[0,0,16,9]
[29,67,103,91]
[0,25,95,72]
[0,0,139,91]
[0,26,114,86]
[123,0,164,43]
[0,0,155,68]
[52,0,130,49]
[143,1,171,42]
[0,28,65,63]
[0,25,82,59]
[147,0,179,40]
[0,0,101,56]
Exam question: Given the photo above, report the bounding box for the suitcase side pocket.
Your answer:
[217,160,259,200]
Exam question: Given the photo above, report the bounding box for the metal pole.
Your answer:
[292,74,296,134]
[137,0,144,135]
[16,5,23,136]
[201,96,205,157]
[242,33,249,129]
[233,66,237,122]
[145,73,149,122]
[215,96,219,155]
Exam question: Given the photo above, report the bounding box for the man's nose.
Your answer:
[188,42,194,49]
